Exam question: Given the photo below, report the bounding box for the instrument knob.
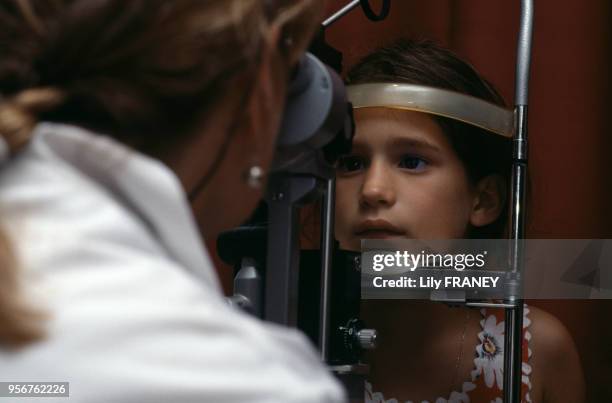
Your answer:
[356,328,377,350]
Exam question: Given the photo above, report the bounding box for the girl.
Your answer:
[335,39,584,403]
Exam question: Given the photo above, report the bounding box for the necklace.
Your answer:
[449,308,471,394]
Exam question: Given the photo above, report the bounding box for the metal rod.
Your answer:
[265,176,317,325]
[515,0,534,106]
[322,0,360,28]
[466,302,517,309]
[504,1,533,402]
[503,300,524,403]
[319,178,336,361]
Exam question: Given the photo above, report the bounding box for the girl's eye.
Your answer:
[337,155,367,173]
[399,155,428,171]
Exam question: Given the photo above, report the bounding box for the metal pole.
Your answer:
[515,0,534,107]
[265,176,318,325]
[504,0,533,402]
[322,0,360,28]
[319,178,336,361]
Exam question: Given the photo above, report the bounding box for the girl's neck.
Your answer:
[361,300,475,342]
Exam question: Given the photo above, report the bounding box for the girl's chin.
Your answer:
[337,239,361,252]
[339,234,408,252]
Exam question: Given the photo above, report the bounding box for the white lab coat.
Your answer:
[0,123,346,403]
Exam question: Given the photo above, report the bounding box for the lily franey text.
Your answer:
[372,275,500,289]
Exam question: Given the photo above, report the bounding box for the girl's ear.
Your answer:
[470,174,506,227]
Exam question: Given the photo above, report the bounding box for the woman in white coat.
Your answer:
[0,1,345,402]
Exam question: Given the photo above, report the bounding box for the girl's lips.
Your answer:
[354,219,405,237]
[355,229,405,239]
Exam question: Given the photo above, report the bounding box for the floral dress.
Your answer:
[365,306,533,403]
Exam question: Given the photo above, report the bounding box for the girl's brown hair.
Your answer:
[0,0,321,348]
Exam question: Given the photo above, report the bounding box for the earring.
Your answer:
[245,165,264,189]
[283,35,294,49]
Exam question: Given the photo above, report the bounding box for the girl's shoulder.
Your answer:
[523,305,585,403]
[527,305,577,358]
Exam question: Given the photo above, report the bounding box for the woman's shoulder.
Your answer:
[525,305,585,403]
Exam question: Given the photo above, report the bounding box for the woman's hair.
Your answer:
[0,0,321,348]
[347,39,512,239]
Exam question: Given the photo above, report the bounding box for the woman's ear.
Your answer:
[470,174,506,227]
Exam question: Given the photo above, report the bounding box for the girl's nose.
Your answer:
[359,160,396,208]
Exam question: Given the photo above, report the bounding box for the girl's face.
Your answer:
[335,107,479,251]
